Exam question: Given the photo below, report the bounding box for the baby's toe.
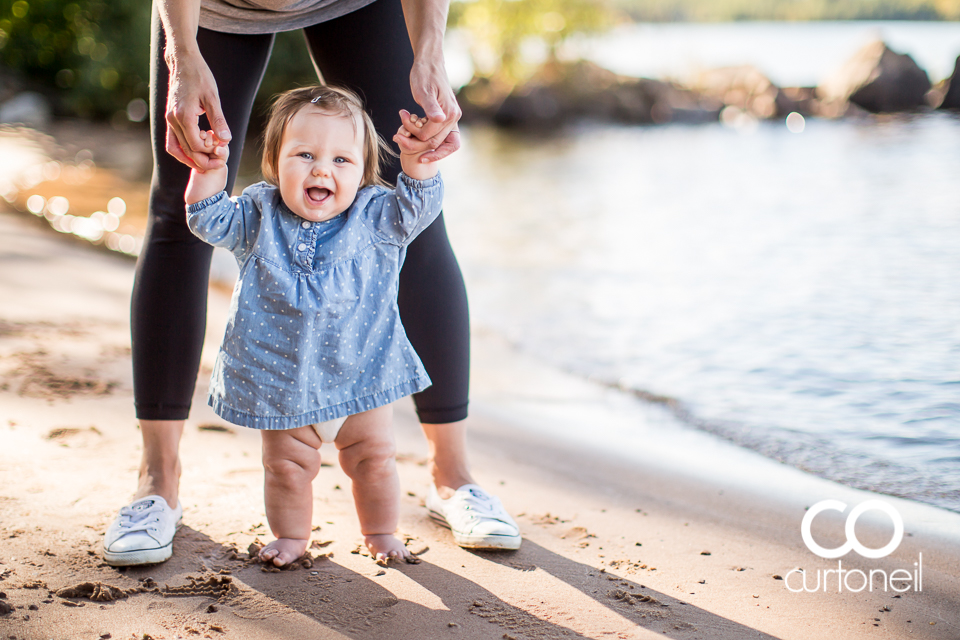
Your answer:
[259,547,278,562]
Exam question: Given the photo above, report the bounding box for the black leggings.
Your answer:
[131,0,470,424]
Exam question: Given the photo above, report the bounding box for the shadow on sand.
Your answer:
[96,527,781,639]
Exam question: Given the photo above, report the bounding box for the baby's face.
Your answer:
[277,106,365,222]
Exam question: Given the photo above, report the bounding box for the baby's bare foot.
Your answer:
[364,534,419,565]
[259,538,308,567]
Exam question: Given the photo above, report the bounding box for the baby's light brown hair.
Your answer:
[261,85,392,189]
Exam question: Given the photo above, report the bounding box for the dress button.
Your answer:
[301,221,311,229]
[298,243,307,251]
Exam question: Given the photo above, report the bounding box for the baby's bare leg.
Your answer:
[260,426,323,567]
[336,405,412,563]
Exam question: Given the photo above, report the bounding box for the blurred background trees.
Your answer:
[450,0,618,87]
[0,0,319,122]
[0,0,150,119]
[0,0,957,122]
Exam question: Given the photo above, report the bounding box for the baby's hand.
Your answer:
[394,112,439,181]
[198,130,229,163]
[185,131,230,205]
[398,111,427,137]
[393,112,433,150]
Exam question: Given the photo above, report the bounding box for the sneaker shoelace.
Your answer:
[115,500,164,536]
[458,488,506,521]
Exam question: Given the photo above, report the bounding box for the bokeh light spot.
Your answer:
[786,112,806,134]
[25,194,45,214]
[107,196,126,216]
[47,195,69,216]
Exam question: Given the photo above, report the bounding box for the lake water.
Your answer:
[441,111,960,513]
[203,22,960,512]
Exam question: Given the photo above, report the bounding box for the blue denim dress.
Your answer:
[186,173,442,429]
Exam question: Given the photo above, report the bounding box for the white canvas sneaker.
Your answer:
[426,484,521,550]
[103,495,182,566]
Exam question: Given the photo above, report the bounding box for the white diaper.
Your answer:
[311,416,347,443]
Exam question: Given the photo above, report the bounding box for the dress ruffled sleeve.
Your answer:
[363,172,444,247]
[186,191,262,259]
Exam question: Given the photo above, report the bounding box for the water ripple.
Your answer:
[445,114,960,513]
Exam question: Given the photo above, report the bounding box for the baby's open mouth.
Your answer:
[306,187,331,204]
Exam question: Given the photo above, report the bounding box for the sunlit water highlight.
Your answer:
[442,113,960,513]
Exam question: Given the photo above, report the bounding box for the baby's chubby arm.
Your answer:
[184,133,260,257]
[393,110,442,182]
[185,130,229,205]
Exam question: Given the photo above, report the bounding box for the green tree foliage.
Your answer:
[0,0,150,118]
[0,0,317,122]
[449,0,620,85]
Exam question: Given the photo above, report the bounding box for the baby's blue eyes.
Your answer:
[296,153,349,163]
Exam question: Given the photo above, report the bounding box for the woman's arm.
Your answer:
[156,0,232,171]
[400,0,462,162]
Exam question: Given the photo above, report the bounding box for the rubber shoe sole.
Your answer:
[428,511,522,550]
[103,541,174,566]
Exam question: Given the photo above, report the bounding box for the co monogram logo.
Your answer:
[801,499,904,559]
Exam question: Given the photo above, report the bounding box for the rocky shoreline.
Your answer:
[458,39,960,129]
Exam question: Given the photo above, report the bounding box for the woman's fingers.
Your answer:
[394,120,442,153]
[163,51,232,171]
[203,93,232,143]
[397,109,459,149]
[166,124,226,172]
[165,124,201,171]
[394,108,462,164]
[408,56,462,142]
[401,107,455,143]
[398,109,427,137]
[417,129,461,163]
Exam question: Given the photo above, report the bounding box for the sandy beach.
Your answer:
[1,205,960,640]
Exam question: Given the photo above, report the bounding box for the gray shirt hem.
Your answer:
[199,0,378,34]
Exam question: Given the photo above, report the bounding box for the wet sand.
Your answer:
[1,208,960,640]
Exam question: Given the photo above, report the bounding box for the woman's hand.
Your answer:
[394,113,441,180]
[402,54,462,162]
[164,48,232,172]
[184,130,229,205]
[399,0,461,162]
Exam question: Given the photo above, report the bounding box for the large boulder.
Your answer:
[693,66,785,119]
[937,54,960,110]
[491,60,625,128]
[777,87,821,117]
[818,40,931,113]
[466,60,719,129]
[613,77,720,124]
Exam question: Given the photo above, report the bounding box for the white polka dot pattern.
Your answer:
[185,173,444,429]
